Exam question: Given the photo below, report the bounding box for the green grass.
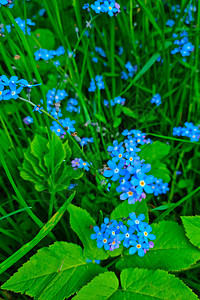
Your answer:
[0,0,200,298]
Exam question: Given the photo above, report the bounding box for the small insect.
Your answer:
[58,259,65,273]
[89,224,93,230]
[71,131,77,136]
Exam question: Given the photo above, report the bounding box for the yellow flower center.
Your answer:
[144,231,148,236]
[57,129,61,132]
[130,157,133,161]
[140,180,145,186]
[136,244,141,249]
[119,154,122,158]
[0,91,2,96]
[83,163,86,165]
[137,139,140,142]
[112,241,116,245]
[109,6,112,9]
[128,191,133,196]
[103,239,107,243]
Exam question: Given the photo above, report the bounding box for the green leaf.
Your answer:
[54,165,83,192]
[68,204,109,260]
[111,200,149,223]
[31,134,48,170]
[116,221,200,272]
[44,133,71,172]
[28,29,55,51]
[20,158,47,191]
[139,141,171,182]
[139,141,170,161]
[73,272,119,300]
[2,242,106,300]
[20,133,81,192]
[113,117,122,128]
[181,216,200,249]
[117,268,198,299]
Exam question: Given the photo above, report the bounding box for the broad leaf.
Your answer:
[139,141,171,182]
[2,242,106,300]
[116,221,200,272]
[181,216,200,249]
[20,133,82,192]
[44,134,71,172]
[110,199,149,223]
[74,272,119,300]
[139,141,170,161]
[113,268,198,299]
[68,204,109,260]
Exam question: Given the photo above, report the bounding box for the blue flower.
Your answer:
[83,3,89,9]
[97,233,110,250]
[0,0,8,6]
[4,83,23,100]
[0,75,19,86]
[102,1,118,17]
[117,225,137,248]
[138,224,156,243]
[91,1,102,13]
[166,19,175,27]
[79,159,90,171]
[120,186,138,203]
[107,140,123,153]
[33,105,43,114]
[127,213,146,228]
[129,237,149,257]
[103,159,125,181]
[131,173,154,196]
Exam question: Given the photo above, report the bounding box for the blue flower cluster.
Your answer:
[152,178,169,196]
[80,137,94,147]
[102,130,169,204]
[104,96,125,107]
[66,98,80,113]
[173,122,200,142]
[95,46,106,57]
[85,1,120,17]
[14,18,35,35]
[88,75,105,92]
[171,31,194,57]
[71,158,91,171]
[121,62,137,80]
[0,0,8,6]
[34,46,65,61]
[50,118,76,137]
[171,4,196,25]
[166,19,175,27]
[91,214,155,257]
[150,94,162,106]
[40,88,68,119]
[0,75,39,101]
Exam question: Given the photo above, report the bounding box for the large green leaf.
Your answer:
[2,242,106,300]
[68,204,109,260]
[110,199,149,223]
[139,141,170,161]
[20,133,82,192]
[116,221,200,272]
[28,29,55,52]
[44,134,71,172]
[181,216,200,249]
[110,268,198,299]
[139,141,171,182]
[73,272,119,300]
